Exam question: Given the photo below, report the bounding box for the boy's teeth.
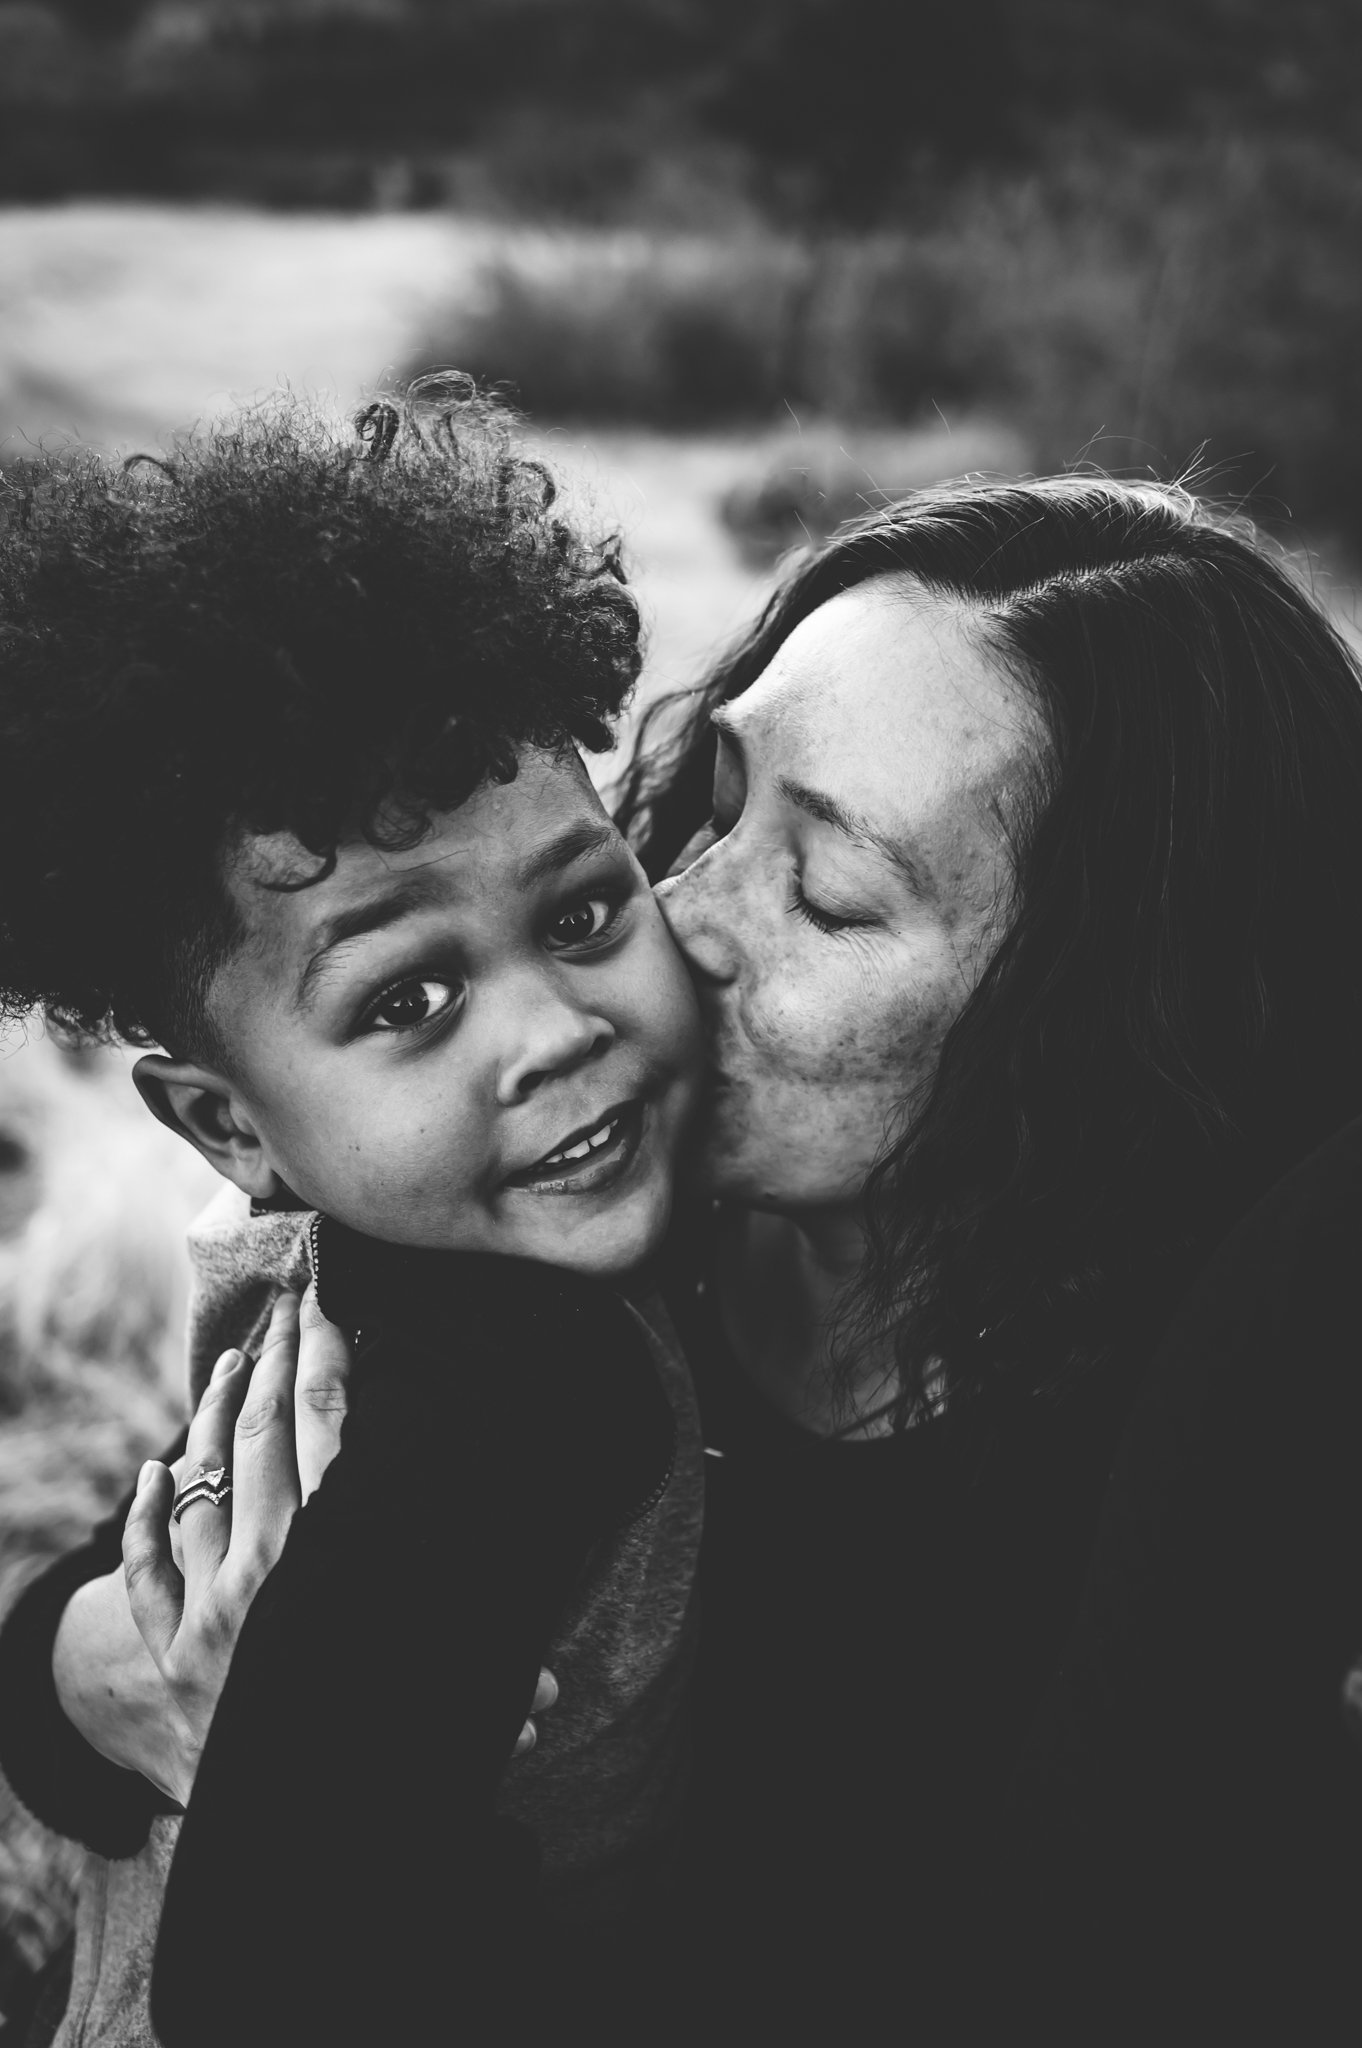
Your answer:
[543,1117,617,1166]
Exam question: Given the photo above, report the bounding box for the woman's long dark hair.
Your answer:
[621,476,1362,1417]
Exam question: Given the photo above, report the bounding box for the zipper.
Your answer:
[307,1210,324,1296]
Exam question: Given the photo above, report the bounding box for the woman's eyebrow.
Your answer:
[776,775,937,902]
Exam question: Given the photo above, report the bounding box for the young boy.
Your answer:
[0,386,703,2045]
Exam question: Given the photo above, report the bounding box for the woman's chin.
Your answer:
[680,1086,840,1206]
[681,1139,862,1215]
[681,1144,779,1207]
[678,1141,737,1200]
[678,1103,758,1200]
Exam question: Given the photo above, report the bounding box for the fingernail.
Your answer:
[1344,1665,1362,1725]
[136,1461,156,1492]
[212,1348,245,1381]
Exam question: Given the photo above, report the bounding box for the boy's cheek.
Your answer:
[666,973,707,1086]
[641,924,705,1062]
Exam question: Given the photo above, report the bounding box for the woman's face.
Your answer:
[655,578,1041,1213]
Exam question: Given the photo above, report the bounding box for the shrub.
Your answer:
[411,132,1362,543]
[432,232,814,424]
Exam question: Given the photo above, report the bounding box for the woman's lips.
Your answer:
[504,1100,645,1196]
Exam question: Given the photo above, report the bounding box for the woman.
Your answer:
[10,477,1362,2039]
[627,476,1362,2037]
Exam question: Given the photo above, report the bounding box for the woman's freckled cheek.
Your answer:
[752,953,952,1090]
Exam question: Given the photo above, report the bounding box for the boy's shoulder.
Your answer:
[310,1215,678,1477]
[186,1184,313,1406]
[184,1193,684,1522]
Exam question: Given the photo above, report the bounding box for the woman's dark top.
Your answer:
[1007,1116,1362,2041]
[7,1128,1362,2041]
[0,1220,680,2047]
[667,1120,1362,2041]
[666,1244,1142,2042]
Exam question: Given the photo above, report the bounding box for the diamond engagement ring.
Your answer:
[171,1464,233,1523]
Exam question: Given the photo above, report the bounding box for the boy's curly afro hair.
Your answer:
[0,375,642,1058]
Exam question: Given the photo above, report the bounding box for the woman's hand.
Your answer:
[51,1565,197,1805]
[117,1285,353,1806]
[115,1283,554,1801]
[52,1285,352,1804]
[516,1665,559,1757]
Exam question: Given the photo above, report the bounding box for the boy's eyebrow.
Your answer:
[514,818,620,888]
[294,819,622,1009]
[295,874,447,1009]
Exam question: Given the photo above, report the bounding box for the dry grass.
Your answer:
[0,1029,215,2001]
[0,1045,213,1593]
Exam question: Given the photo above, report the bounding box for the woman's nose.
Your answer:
[655,861,740,986]
[495,979,614,1104]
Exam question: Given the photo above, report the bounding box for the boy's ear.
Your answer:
[132,1054,280,1202]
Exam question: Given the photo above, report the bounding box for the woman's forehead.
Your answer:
[728,583,1034,805]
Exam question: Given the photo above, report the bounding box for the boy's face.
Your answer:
[202,748,701,1275]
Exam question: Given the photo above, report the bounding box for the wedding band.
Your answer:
[171,1463,232,1523]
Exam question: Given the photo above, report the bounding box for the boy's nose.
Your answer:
[495,985,614,1104]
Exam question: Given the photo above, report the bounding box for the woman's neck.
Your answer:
[717,1204,899,1438]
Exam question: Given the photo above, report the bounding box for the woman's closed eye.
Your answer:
[790,878,877,936]
[366,976,462,1033]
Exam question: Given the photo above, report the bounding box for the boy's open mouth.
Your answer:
[505,1100,644,1195]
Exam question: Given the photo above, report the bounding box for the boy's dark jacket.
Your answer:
[0,1211,685,2046]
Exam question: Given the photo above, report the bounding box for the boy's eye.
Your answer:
[546,895,616,950]
[368,978,461,1033]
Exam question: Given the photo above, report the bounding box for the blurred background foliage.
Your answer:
[2,0,1362,537]
[3,1,1357,216]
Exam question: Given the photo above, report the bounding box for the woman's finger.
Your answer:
[531,1667,559,1715]
[122,1461,185,1668]
[294,1281,353,1503]
[176,1346,252,1585]
[225,1290,303,1584]
[511,1669,560,1759]
[1344,1658,1362,1746]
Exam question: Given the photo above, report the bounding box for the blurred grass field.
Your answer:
[0,1030,218,2006]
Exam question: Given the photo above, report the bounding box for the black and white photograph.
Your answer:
[1,4,1361,2042]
